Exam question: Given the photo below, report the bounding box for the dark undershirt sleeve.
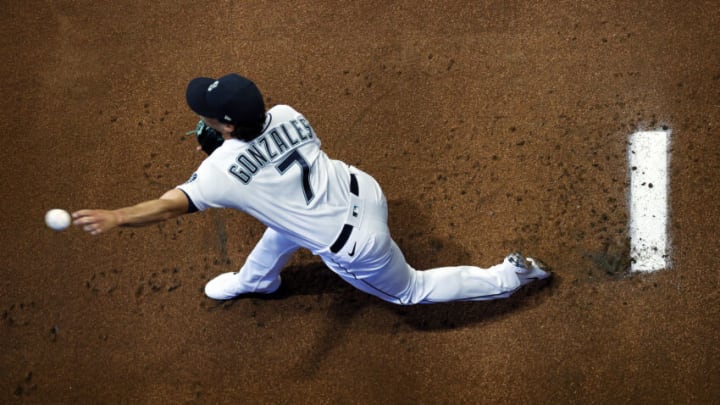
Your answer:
[178,188,199,213]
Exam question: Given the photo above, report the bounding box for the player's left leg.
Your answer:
[204,227,300,300]
[325,232,548,305]
[405,254,539,303]
[321,166,550,304]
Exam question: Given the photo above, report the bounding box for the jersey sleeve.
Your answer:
[176,164,216,212]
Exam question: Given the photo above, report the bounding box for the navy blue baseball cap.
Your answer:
[185,73,265,126]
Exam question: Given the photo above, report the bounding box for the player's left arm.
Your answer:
[72,188,191,236]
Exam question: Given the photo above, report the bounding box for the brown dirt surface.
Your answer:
[2,1,719,403]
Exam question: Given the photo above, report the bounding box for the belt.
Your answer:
[330,174,359,254]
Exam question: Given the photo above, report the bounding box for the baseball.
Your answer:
[45,209,72,231]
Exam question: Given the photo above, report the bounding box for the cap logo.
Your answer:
[224,115,232,121]
[207,80,219,92]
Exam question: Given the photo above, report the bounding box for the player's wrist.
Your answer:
[112,209,127,227]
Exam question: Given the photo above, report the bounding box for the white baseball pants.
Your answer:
[230,169,525,305]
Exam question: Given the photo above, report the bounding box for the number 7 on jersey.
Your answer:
[277,150,314,204]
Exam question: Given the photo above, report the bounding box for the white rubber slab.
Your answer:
[628,130,671,272]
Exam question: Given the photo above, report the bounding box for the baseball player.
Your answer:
[73,73,550,304]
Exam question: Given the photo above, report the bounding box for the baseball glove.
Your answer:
[187,120,224,155]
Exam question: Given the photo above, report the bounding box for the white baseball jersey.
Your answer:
[177,105,354,253]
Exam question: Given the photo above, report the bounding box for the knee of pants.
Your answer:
[356,259,419,305]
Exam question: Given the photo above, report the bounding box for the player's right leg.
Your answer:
[204,227,300,300]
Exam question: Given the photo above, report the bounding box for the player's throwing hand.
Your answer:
[72,209,121,235]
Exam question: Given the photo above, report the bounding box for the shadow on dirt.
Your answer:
[207,199,557,378]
